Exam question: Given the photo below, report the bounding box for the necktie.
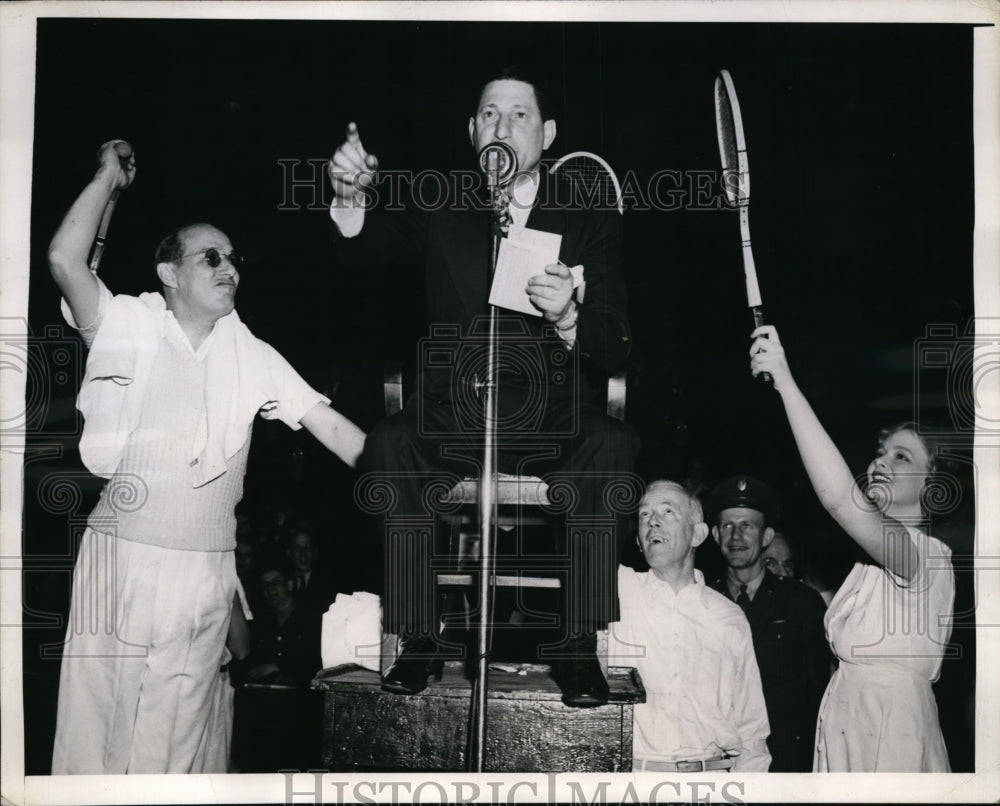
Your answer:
[736,584,751,614]
[297,574,306,591]
[493,186,513,234]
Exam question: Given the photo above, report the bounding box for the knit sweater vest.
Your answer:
[87,325,249,551]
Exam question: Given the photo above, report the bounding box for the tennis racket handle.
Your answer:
[113,141,133,178]
[750,306,773,385]
[88,191,119,272]
[89,142,132,271]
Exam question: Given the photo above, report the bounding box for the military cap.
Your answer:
[705,476,779,525]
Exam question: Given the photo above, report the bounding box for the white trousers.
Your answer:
[52,529,236,774]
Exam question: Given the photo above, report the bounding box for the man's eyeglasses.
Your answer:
[763,557,796,576]
[178,247,244,269]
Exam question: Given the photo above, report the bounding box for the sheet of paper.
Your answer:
[489,227,563,316]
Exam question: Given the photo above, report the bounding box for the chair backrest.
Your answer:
[383,365,627,421]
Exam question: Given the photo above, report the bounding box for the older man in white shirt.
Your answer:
[609,480,771,772]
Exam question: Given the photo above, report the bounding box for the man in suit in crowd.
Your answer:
[762,531,797,579]
[234,555,324,771]
[287,523,336,615]
[327,66,639,706]
[706,476,832,772]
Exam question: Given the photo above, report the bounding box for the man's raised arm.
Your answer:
[48,140,135,329]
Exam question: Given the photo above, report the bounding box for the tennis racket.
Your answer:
[714,70,771,383]
[89,140,134,272]
[550,151,623,215]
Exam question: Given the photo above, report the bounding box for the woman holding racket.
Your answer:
[749,325,954,772]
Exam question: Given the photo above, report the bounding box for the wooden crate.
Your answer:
[312,663,645,772]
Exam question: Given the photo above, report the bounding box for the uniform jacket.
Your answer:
[710,570,832,772]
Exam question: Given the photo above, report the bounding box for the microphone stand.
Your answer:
[468,147,507,773]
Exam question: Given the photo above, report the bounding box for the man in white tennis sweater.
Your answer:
[47,140,365,774]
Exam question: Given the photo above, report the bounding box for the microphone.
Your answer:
[477,142,517,188]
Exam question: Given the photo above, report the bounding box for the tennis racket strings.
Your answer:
[550,151,624,215]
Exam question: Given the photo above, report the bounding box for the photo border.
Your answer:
[2,1,998,803]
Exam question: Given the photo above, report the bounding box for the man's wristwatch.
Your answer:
[554,302,579,331]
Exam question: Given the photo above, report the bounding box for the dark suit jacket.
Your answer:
[291,566,336,616]
[248,604,323,688]
[335,170,630,429]
[710,570,832,772]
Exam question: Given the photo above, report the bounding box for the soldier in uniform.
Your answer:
[706,476,832,772]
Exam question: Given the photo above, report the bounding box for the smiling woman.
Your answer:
[749,326,955,773]
[866,421,939,518]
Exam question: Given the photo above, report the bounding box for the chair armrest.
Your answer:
[384,364,404,417]
[385,363,624,420]
[606,369,627,422]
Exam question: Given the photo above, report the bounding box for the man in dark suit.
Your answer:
[235,557,324,771]
[705,477,832,772]
[286,523,336,615]
[327,68,638,707]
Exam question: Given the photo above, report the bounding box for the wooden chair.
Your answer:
[382,366,627,592]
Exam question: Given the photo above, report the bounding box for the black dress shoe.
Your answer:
[381,636,444,695]
[556,633,609,708]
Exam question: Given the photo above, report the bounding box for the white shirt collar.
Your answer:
[642,567,711,608]
[507,171,541,229]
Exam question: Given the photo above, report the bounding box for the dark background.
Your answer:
[21,18,978,773]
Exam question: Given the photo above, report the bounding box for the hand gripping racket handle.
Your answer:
[750,306,773,385]
[89,141,133,272]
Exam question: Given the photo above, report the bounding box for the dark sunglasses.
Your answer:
[179,247,244,269]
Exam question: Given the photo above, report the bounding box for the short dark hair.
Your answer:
[286,522,316,551]
[477,65,551,121]
[257,547,292,583]
[154,224,201,266]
